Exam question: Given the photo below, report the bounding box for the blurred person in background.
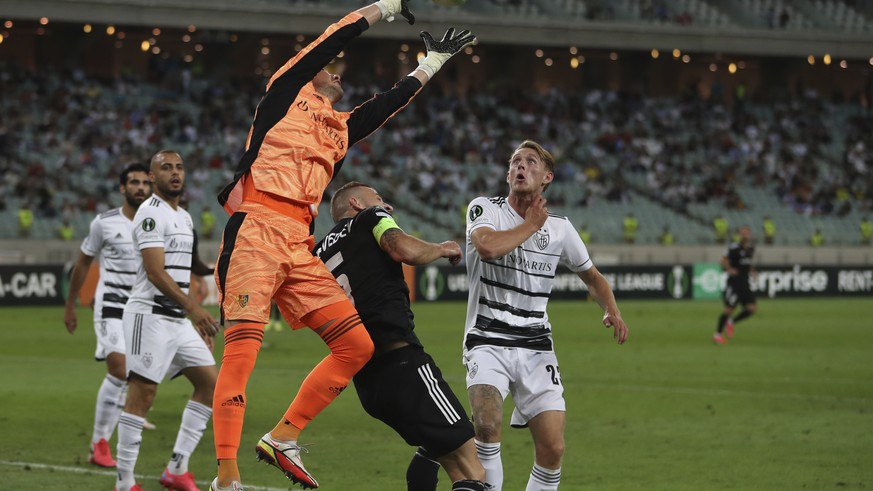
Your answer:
[762,216,776,245]
[713,215,729,244]
[859,217,871,246]
[714,225,757,345]
[623,212,638,244]
[659,225,674,246]
[809,228,825,247]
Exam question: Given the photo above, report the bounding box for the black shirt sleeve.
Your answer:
[346,77,423,146]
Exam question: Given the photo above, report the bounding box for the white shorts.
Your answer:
[464,345,565,427]
[94,317,126,361]
[122,312,215,383]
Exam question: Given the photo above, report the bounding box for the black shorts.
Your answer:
[723,280,755,307]
[353,345,474,458]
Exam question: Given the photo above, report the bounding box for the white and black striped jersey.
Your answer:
[80,208,136,321]
[464,196,593,352]
[125,194,195,319]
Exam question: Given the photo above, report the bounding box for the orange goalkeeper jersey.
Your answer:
[218,12,422,215]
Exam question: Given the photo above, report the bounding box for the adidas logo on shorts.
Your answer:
[221,394,246,408]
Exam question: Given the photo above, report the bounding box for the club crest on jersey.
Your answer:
[469,205,483,222]
[237,294,249,308]
[467,362,478,379]
[142,353,153,368]
[534,229,550,250]
[142,218,156,232]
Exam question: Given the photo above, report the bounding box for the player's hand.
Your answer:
[189,305,219,338]
[400,0,414,24]
[63,304,77,334]
[440,241,462,266]
[602,310,629,345]
[526,196,549,230]
[416,27,476,78]
[375,0,415,24]
[202,333,215,352]
[420,27,476,57]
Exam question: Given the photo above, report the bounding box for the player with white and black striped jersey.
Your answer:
[64,163,152,469]
[116,150,219,491]
[463,140,629,491]
[314,181,491,491]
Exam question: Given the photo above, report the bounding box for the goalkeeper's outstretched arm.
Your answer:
[410,27,477,86]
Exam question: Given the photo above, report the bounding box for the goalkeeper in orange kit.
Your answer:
[210,0,476,489]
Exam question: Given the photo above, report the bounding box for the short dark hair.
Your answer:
[120,163,149,185]
[330,181,373,221]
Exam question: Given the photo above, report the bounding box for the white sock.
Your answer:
[475,440,503,490]
[168,400,212,474]
[116,412,145,490]
[118,383,129,412]
[525,464,561,491]
[92,374,125,444]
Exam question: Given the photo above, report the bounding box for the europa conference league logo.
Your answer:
[419,266,446,301]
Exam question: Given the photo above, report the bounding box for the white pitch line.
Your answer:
[0,460,290,491]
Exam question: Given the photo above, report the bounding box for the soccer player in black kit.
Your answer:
[314,182,491,491]
[714,225,757,344]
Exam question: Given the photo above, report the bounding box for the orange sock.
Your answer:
[282,302,374,430]
[213,322,264,460]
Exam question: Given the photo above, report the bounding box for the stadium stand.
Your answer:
[2,64,870,245]
[1,0,871,245]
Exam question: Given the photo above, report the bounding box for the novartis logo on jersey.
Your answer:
[503,253,554,272]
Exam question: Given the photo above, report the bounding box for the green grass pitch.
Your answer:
[1,299,871,490]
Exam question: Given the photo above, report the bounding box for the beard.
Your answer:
[125,194,147,208]
[157,183,184,199]
[317,84,343,104]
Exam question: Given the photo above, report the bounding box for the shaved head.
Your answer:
[330,182,374,221]
[148,150,185,202]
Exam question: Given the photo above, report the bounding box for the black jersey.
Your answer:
[725,241,755,284]
[314,206,421,351]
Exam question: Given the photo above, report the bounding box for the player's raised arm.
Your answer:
[410,27,477,86]
[470,196,549,260]
[345,26,477,147]
[364,0,415,25]
[380,228,462,266]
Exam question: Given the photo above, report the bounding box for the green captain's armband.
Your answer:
[372,215,401,243]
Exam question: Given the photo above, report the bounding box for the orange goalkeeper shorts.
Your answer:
[215,199,348,328]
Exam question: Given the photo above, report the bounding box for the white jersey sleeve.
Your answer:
[466,197,499,235]
[558,217,593,273]
[133,205,167,251]
[81,215,103,257]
